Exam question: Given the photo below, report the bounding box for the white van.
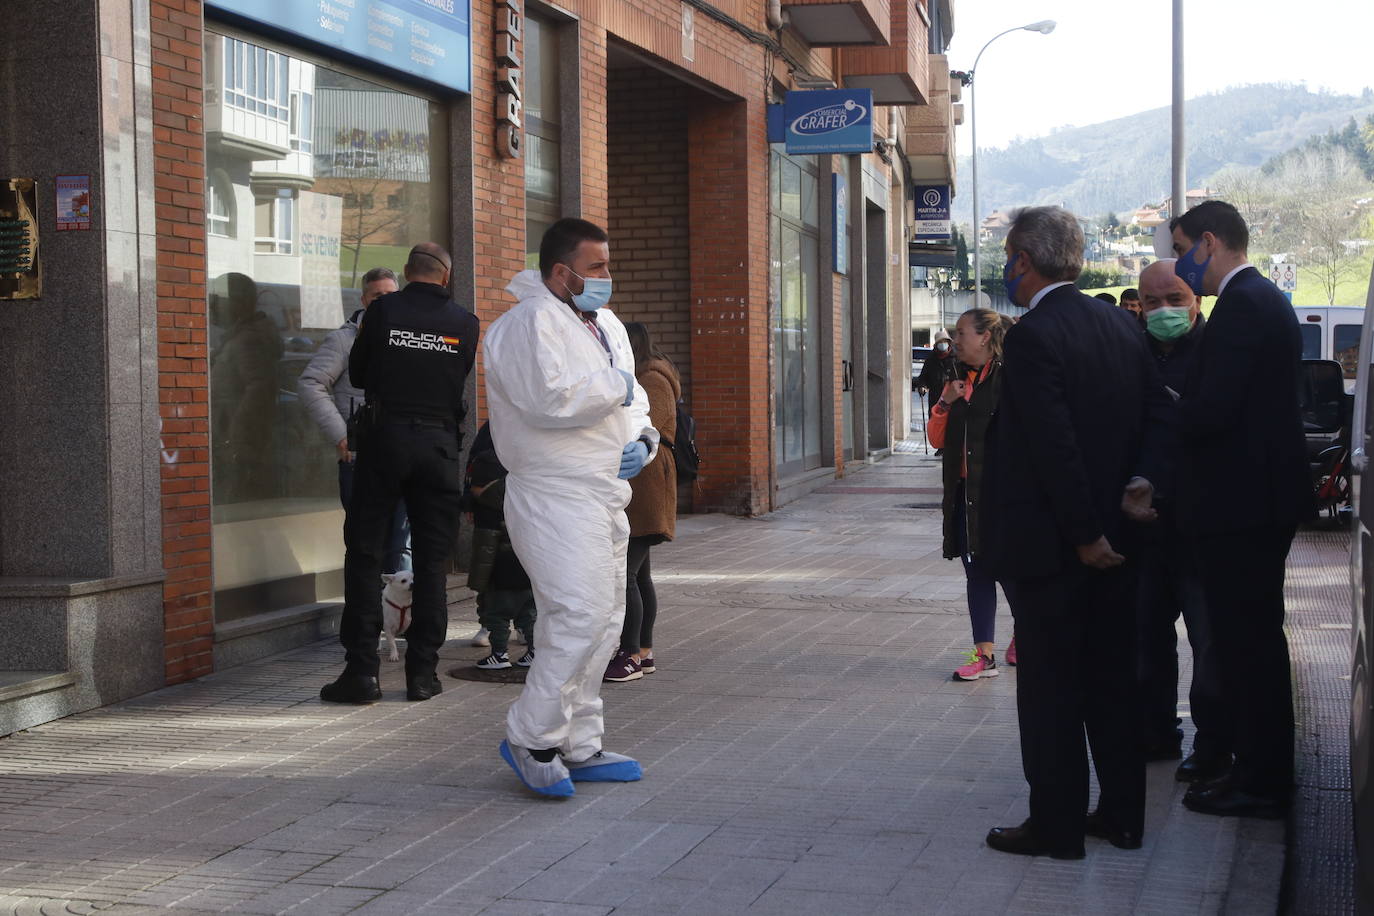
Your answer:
[1295,306,1364,392]
[1342,263,1374,911]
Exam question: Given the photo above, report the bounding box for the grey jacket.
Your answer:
[297,310,365,445]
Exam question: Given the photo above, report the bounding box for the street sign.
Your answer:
[913,185,951,240]
[783,89,873,156]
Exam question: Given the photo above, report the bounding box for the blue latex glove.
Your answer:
[618,440,649,479]
[616,369,635,406]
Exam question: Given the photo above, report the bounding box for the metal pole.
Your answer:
[1171,0,1185,218]
[971,75,980,299]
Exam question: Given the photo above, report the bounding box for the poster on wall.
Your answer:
[54,175,92,231]
[299,192,344,330]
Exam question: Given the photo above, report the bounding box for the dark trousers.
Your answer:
[1136,534,1228,756]
[1005,564,1144,850]
[477,589,536,655]
[341,421,463,680]
[954,485,999,646]
[620,536,658,653]
[339,459,411,574]
[1196,525,1297,797]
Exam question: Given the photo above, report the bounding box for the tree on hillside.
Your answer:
[1271,147,1369,305]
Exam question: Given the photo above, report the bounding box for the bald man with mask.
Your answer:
[321,243,480,705]
[1133,260,1229,783]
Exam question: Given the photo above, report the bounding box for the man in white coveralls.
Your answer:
[482,217,659,797]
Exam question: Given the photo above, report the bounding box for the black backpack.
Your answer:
[663,399,700,482]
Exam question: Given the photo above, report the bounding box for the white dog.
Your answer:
[380,571,414,662]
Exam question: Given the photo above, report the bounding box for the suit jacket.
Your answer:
[981,285,1174,580]
[1178,266,1315,534]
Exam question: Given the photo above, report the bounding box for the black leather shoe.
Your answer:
[986,821,1084,860]
[406,674,443,701]
[320,674,382,704]
[1176,751,1232,783]
[1182,784,1287,819]
[1084,809,1143,850]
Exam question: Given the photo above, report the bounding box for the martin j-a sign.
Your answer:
[783,89,873,156]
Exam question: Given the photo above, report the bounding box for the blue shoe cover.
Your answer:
[500,740,574,797]
[565,750,643,782]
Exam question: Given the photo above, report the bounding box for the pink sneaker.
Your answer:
[1005,637,1017,667]
[953,650,999,681]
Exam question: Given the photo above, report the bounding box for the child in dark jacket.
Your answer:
[463,422,536,670]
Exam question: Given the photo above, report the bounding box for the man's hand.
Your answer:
[336,438,352,462]
[618,440,649,479]
[1121,477,1158,523]
[939,379,966,405]
[1076,536,1125,569]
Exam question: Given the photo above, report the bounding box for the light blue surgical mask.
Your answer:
[1174,239,1211,296]
[565,270,613,312]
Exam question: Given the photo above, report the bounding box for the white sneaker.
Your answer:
[564,750,642,782]
[500,740,574,797]
[471,628,491,647]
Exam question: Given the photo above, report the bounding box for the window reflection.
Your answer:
[204,32,449,619]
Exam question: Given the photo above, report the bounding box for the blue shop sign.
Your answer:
[783,89,873,155]
[208,0,471,94]
[913,185,951,240]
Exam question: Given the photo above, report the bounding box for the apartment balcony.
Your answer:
[904,54,958,189]
[840,0,929,105]
[782,0,891,46]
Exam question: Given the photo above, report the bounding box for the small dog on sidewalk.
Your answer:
[380,571,414,662]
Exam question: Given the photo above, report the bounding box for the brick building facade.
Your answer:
[0,0,958,732]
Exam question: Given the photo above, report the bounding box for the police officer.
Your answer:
[321,242,479,704]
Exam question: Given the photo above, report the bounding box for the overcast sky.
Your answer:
[949,0,1374,156]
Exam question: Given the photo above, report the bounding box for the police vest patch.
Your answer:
[388,328,461,354]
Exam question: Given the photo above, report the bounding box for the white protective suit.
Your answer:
[482,269,659,760]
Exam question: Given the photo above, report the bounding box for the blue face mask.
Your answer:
[566,270,613,312]
[1174,239,1211,296]
[1003,254,1025,305]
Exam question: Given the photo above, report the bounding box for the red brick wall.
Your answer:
[688,95,772,514]
[151,0,213,684]
[607,67,693,397]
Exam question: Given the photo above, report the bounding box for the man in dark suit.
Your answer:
[1169,200,1314,818]
[981,206,1171,859]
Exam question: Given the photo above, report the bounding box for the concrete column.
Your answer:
[0,0,166,733]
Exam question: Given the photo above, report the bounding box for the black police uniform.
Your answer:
[340,280,479,693]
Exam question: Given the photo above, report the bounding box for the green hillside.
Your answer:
[954,84,1374,227]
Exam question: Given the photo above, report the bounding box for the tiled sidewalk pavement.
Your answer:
[0,454,1291,915]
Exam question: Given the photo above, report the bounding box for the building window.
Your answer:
[289,90,313,151]
[254,189,294,254]
[387,194,402,209]
[524,13,562,267]
[207,170,235,238]
[222,36,289,121]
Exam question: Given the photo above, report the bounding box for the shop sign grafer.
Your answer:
[496,0,523,159]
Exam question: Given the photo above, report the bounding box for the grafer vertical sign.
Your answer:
[496,0,523,159]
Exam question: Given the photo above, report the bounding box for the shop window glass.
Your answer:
[771,147,823,476]
[524,14,563,266]
[205,31,449,622]
[207,170,235,237]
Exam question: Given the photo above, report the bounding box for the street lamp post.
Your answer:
[968,19,1056,302]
